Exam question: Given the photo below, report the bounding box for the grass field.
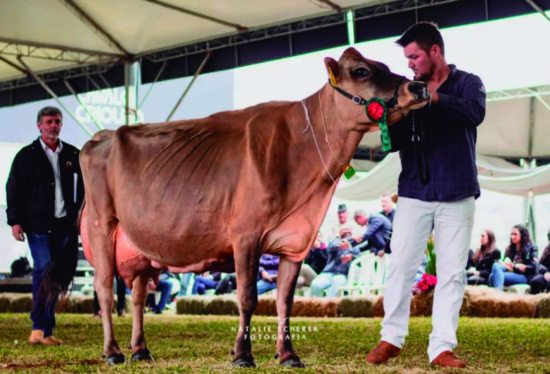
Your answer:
[0,314,549,373]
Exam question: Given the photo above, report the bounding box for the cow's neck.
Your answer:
[299,86,365,183]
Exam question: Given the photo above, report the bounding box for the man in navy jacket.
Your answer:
[346,210,392,256]
[367,22,485,369]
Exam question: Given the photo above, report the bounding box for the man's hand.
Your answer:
[377,250,385,258]
[544,272,550,282]
[12,225,25,241]
[338,240,351,250]
[504,262,514,272]
[261,271,276,283]
[340,254,353,264]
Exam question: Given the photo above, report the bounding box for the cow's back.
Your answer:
[88,102,299,268]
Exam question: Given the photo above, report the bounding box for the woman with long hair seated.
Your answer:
[489,224,537,291]
[530,230,550,294]
[466,229,501,285]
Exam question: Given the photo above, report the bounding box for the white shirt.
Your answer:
[40,138,66,218]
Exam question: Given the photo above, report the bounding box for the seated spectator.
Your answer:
[257,254,279,295]
[327,203,355,242]
[147,271,174,314]
[347,210,392,256]
[192,272,221,295]
[379,193,396,223]
[93,275,127,317]
[466,229,501,285]
[530,230,550,294]
[215,273,237,295]
[298,232,328,288]
[310,240,360,297]
[489,225,537,291]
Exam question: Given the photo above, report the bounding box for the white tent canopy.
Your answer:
[0,0,381,83]
[336,153,550,201]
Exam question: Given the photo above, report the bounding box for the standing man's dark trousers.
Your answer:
[27,217,76,337]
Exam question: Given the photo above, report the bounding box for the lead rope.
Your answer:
[301,100,338,184]
[318,93,346,166]
[411,112,430,185]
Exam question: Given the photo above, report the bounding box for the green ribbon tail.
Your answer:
[379,118,391,152]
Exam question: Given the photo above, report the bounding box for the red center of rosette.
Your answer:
[366,101,385,121]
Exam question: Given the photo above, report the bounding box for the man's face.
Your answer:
[381,196,393,213]
[337,211,348,224]
[38,114,62,144]
[403,41,435,81]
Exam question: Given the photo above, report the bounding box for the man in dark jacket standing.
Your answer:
[366,22,485,369]
[6,106,84,345]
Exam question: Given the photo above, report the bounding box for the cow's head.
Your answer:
[324,47,429,128]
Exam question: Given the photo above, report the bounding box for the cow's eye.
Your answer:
[352,67,370,78]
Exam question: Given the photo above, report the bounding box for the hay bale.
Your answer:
[0,295,10,312]
[410,291,434,316]
[536,295,550,318]
[291,297,338,317]
[464,287,540,318]
[256,296,277,316]
[205,298,239,315]
[176,297,208,315]
[338,297,374,317]
[373,296,384,317]
[56,296,95,313]
[6,295,33,313]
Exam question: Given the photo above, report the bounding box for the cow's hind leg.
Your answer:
[275,257,305,368]
[231,249,260,368]
[129,274,153,362]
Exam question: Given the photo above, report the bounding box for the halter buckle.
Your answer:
[351,96,362,105]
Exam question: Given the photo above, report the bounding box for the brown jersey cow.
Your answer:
[79,47,429,367]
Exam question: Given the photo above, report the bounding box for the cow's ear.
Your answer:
[324,57,340,85]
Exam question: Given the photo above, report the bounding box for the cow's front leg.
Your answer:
[94,267,124,364]
[231,250,260,368]
[275,257,305,368]
[90,220,125,364]
[129,274,153,362]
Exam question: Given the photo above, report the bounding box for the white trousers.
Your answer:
[380,196,475,362]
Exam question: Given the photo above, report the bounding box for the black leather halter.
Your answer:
[328,78,405,112]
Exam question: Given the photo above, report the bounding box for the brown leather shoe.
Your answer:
[28,329,45,345]
[366,341,401,365]
[43,336,63,345]
[431,351,466,368]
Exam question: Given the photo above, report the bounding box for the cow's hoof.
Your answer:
[105,353,125,365]
[232,357,256,368]
[131,348,153,362]
[280,357,305,368]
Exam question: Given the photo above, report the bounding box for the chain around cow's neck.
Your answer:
[301,99,338,184]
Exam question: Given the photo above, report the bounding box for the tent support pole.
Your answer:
[17,56,94,137]
[166,51,211,122]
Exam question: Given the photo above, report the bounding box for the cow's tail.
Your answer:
[39,203,84,304]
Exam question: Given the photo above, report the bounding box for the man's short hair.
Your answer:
[37,106,62,123]
[353,209,367,218]
[396,21,445,56]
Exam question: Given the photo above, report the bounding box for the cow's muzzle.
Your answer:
[408,81,429,101]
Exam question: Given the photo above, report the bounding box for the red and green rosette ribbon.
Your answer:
[366,98,391,152]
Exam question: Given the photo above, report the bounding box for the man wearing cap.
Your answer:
[327,203,354,242]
